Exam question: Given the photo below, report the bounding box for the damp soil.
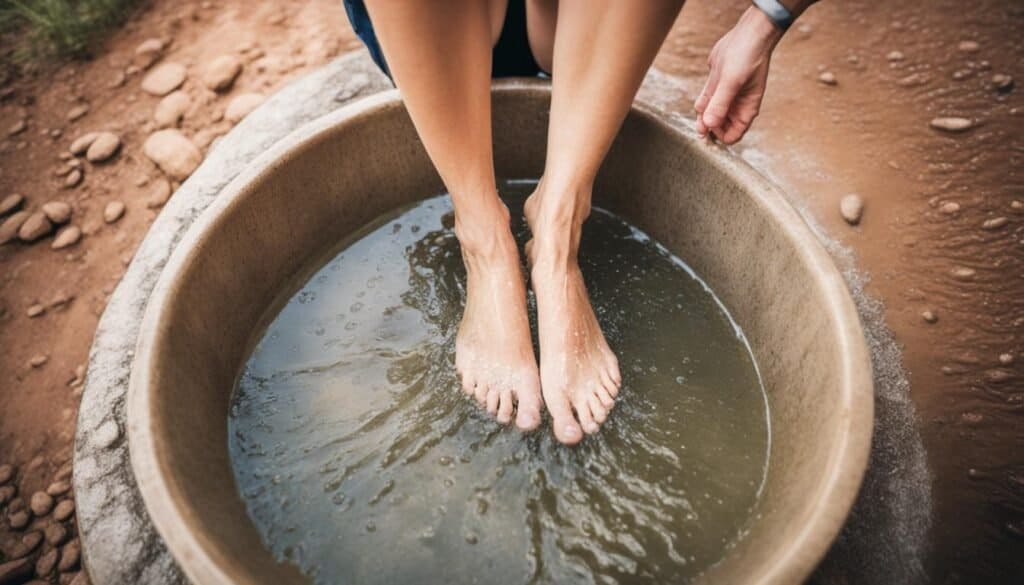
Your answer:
[228,182,769,584]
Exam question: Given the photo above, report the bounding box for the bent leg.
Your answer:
[364,0,542,430]
[525,0,684,444]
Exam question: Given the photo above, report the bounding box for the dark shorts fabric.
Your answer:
[343,0,545,82]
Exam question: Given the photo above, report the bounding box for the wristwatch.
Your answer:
[752,0,795,31]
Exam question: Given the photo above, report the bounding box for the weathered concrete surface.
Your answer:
[74,51,930,583]
[72,51,391,585]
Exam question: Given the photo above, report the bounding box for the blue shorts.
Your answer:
[342,0,546,81]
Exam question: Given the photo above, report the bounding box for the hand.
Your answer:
[695,7,784,145]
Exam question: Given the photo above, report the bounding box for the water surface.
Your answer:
[229,181,769,584]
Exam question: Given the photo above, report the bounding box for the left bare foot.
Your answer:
[524,186,621,445]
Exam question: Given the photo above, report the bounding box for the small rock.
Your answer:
[153,91,190,128]
[0,464,13,484]
[0,210,31,244]
[69,132,99,156]
[134,38,165,69]
[30,491,54,516]
[958,40,980,53]
[63,169,83,188]
[41,201,72,224]
[897,72,930,87]
[27,304,45,317]
[145,178,173,208]
[0,193,25,216]
[51,225,82,250]
[45,481,70,497]
[0,486,16,505]
[839,194,864,225]
[999,353,1015,365]
[986,369,1013,383]
[143,130,202,181]
[992,73,1014,92]
[58,539,80,571]
[224,93,265,122]
[818,71,837,86]
[8,509,30,530]
[886,50,905,62]
[35,548,58,577]
[141,62,187,96]
[93,420,121,449]
[982,217,1008,230]
[203,55,243,91]
[66,103,89,122]
[69,570,90,585]
[334,73,370,102]
[951,266,976,280]
[0,559,33,583]
[103,201,126,223]
[939,201,961,214]
[1012,200,1023,211]
[52,500,75,522]
[921,310,938,323]
[108,69,127,88]
[44,523,68,546]
[930,117,974,132]
[85,132,121,162]
[18,212,54,242]
[8,118,26,136]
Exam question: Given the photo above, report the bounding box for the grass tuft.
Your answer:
[0,0,142,63]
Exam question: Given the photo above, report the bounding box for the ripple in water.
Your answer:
[229,180,769,584]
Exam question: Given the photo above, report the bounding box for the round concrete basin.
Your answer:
[128,80,873,584]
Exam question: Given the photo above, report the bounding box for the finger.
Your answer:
[695,70,720,136]
[694,73,715,115]
[721,117,751,145]
[702,75,742,131]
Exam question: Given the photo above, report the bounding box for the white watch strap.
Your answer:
[752,0,795,31]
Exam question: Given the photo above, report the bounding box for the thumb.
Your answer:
[701,75,742,130]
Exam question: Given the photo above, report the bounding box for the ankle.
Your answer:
[529,236,580,278]
[454,200,516,262]
[526,178,592,236]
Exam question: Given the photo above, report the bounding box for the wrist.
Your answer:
[740,6,785,50]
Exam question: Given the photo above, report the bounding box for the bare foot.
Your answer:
[524,188,622,445]
[454,203,542,431]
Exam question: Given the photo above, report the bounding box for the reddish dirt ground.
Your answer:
[0,0,1021,583]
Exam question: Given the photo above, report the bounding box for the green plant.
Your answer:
[0,0,142,61]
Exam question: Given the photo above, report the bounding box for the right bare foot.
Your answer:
[454,201,543,431]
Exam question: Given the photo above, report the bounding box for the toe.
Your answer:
[486,387,500,415]
[545,389,583,445]
[600,369,620,398]
[514,381,542,432]
[474,381,489,406]
[574,399,600,435]
[496,388,514,424]
[461,375,477,397]
[603,353,622,386]
[596,385,615,409]
[588,393,608,424]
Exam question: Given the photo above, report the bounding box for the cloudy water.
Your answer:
[228,180,770,584]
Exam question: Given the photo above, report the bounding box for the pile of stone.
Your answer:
[0,463,87,584]
[2,36,271,252]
